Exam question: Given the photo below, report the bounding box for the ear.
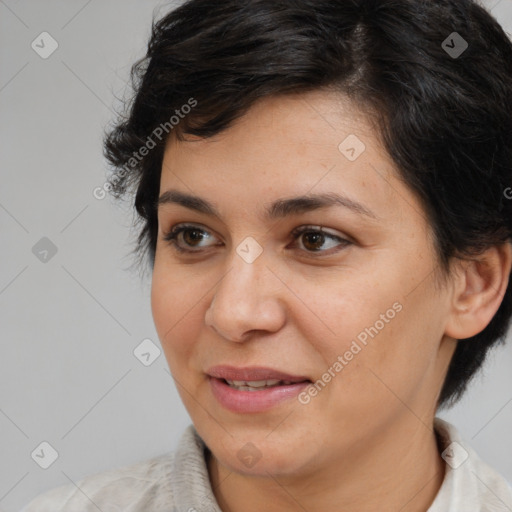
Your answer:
[445,243,512,340]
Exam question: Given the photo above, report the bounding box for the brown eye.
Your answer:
[182,228,207,247]
[301,231,326,251]
[163,224,220,253]
[290,226,351,255]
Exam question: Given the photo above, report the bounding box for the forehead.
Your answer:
[165,91,375,159]
[159,90,424,228]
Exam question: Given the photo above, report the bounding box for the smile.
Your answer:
[209,376,311,413]
[225,379,296,391]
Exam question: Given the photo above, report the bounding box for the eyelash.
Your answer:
[162,223,352,256]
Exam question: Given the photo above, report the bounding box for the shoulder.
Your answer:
[430,418,512,512]
[20,424,215,512]
[20,448,176,512]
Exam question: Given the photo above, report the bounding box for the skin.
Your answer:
[151,89,512,512]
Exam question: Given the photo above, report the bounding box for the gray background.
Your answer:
[0,1,511,510]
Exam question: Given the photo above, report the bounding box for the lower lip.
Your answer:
[209,377,310,413]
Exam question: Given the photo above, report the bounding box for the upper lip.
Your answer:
[207,365,311,382]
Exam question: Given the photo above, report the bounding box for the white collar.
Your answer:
[171,419,512,511]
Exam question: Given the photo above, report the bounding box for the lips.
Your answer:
[206,366,312,413]
[207,365,311,383]
[225,379,291,391]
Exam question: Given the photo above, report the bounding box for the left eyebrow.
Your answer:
[264,192,378,221]
[156,189,378,221]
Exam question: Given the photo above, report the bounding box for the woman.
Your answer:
[22,0,512,510]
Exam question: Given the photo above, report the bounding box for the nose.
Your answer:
[204,248,287,342]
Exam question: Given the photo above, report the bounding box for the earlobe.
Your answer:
[444,243,512,340]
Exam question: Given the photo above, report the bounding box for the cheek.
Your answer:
[150,264,208,366]
[289,266,402,358]
[324,294,442,421]
[297,264,438,396]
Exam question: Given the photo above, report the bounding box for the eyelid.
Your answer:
[290,224,349,240]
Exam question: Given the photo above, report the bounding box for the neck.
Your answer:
[207,416,446,512]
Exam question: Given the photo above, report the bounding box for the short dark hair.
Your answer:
[103,0,512,407]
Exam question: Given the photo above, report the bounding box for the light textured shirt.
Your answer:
[21,418,512,511]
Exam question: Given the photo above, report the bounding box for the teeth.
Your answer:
[226,379,283,390]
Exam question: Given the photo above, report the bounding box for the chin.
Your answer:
[206,430,316,478]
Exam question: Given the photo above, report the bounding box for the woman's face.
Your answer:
[151,90,457,478]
